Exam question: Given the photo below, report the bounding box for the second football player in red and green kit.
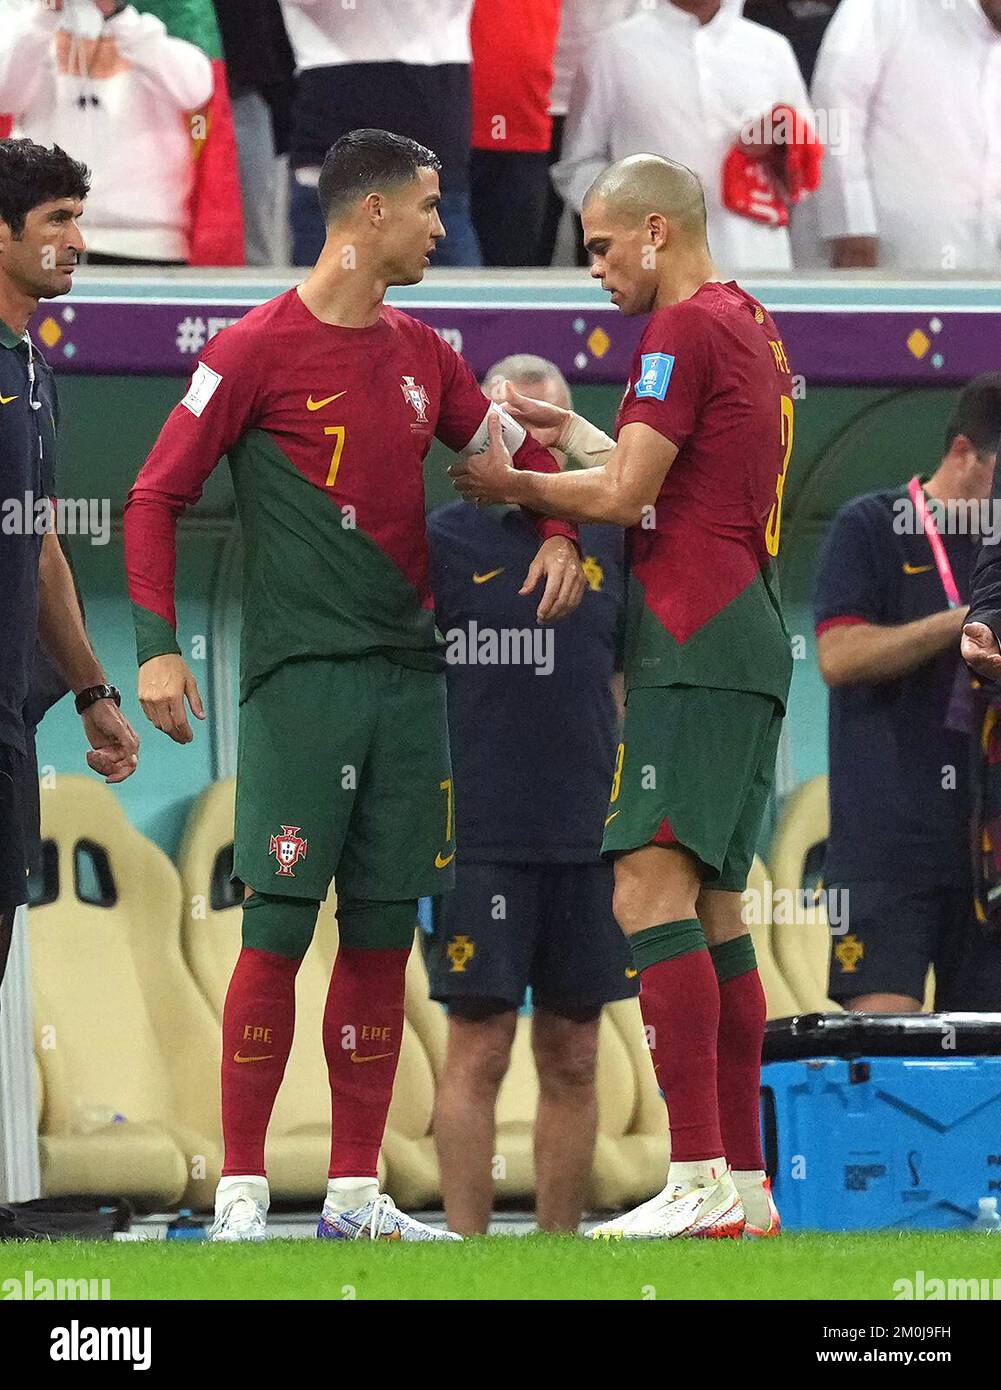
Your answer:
[124,129,584,1243]
[454,153,795,1240]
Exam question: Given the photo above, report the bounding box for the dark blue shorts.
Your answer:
[0,741,35,912]
[427,860,639,1014]
[826,878,1001,1008]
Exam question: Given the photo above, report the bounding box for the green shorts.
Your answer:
[601,684,784,892]
[233,655,455,901]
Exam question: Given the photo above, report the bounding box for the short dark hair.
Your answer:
[0,139,90,238]
[317,128,441,225]
[945,373,1001,454]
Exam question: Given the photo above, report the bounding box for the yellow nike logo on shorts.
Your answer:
[902,562,933,575]
[473,568,505,584]
[435,849,456,868]
[350,1050,392,1064]
[306,392,347,410]
[604,810,620,826]
[0,394,19,406]
[233,1051,274,1064]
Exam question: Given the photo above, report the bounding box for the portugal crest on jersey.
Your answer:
[401,375,430,423]
[269,825,308,876]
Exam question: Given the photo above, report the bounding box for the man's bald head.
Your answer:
[583,154,707,243]
[581,155,714,316]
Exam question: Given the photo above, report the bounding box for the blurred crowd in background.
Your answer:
[1,0,997,273]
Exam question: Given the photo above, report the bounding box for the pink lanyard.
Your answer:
[909,476,962,610]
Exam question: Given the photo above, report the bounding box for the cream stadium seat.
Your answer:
[177,779,441,1206]
[768,776,842,1013]
[32,776,204,1208]
[744,855,801,1019]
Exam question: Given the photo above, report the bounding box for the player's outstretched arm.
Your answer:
[125,334,258,741]
[496,379,615,467]
[450,415,677,526]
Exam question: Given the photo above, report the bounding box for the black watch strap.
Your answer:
[75,684,121,715]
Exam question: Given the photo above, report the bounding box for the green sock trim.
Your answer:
[630,919,705,974]
[709,934,758,984]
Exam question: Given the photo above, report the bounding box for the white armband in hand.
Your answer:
[461,402,527,458]
[559,412,616,468]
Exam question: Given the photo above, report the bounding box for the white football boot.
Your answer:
[317,1192,462,1242]
[734,1171,781,1239]
[208,1177,269,1243]
[588,1167,745,1240]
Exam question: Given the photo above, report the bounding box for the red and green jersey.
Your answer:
[615,280,794,710]
[125,287,575,700]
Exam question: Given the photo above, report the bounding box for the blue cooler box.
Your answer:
[762,1014,1001,1231]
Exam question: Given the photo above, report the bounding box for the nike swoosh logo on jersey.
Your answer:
[472,568,505,584]
[902,562,934,575]
[233,1052,275,1064]
[0,395,19,406]
[350,1050,393,1064]
[306,392,347,410]
[435,849,456,869]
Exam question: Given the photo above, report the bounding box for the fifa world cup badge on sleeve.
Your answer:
[182,362,223,418]
[635,352,676,401]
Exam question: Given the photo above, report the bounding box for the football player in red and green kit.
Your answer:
[453,154,794,1239]
[124,129,584,1242]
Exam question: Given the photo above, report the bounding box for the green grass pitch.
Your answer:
[2,1232,999,1301]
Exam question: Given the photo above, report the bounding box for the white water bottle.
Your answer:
[973,1197,1001,1232]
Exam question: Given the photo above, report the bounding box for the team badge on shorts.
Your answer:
[635,352,676,400]
[269,825,309,877]
[447,935,475,973]
[834,933,864,973]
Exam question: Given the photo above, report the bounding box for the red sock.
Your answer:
[221,947,301,1176]
[324,946,409,1179]
[716,968,767,1171]
[631,920,723,1162]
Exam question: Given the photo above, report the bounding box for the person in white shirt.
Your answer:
[811,0,1001,271]
[541,0,641,267]
[280,0,481,266]
[0,0,214,264]
[552,0,811,272]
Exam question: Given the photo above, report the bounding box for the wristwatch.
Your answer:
[75,684,121,715]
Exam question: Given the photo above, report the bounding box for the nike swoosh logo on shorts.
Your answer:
[473,568,505,584]
[435,850,456,868]
[604,810,620,826]
[350,1051,393,1064]
[233,1052,275,1064]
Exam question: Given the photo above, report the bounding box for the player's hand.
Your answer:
[491,378,569,450]
[138,653,206,744]
[81,701,139,783]
[962,621,1001,682]
[521,535,586,623]
[448,408,519,506]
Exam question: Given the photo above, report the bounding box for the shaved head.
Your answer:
[580,155,714,317]
[583,154,707,242]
